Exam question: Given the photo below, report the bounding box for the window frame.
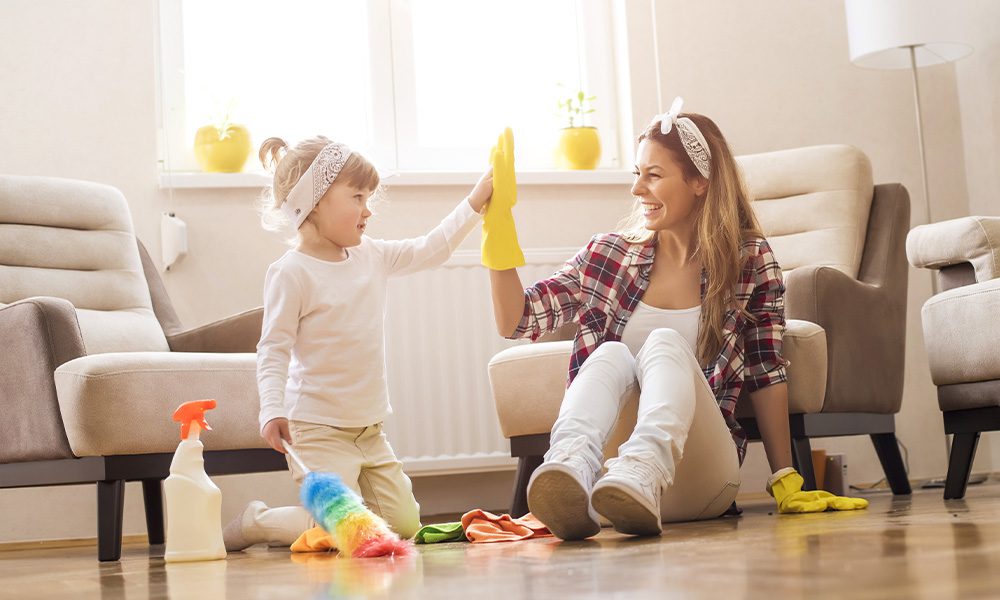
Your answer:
[156,0,626,174]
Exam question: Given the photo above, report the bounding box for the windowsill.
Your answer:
[158,169,634,189]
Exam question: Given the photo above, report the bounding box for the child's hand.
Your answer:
[468,168,493,213]
[263,417,291,453]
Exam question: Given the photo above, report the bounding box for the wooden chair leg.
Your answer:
[791,437,817,490]
[98,480,125,562]
[510,455,543,517]
[142,479,165,545]
[944,432,980,500]
[871,432,913,495]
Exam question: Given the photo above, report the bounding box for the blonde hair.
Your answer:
[257,136,381,239]
[617,114,763,367]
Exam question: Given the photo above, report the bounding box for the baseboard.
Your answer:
[0,534,149,553]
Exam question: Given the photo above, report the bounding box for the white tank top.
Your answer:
[619,301,701,356]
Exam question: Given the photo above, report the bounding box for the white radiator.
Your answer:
[383,248,575,476]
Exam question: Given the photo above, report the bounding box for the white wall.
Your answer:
[1,0,995,543]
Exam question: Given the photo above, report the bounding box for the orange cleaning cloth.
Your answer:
[291,526,337,553]
[460,510,552,543]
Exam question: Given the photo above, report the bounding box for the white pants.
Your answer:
[245,421,422,544]
[547,328,741,522]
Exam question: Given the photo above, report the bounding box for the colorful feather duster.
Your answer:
[283,441,413,558]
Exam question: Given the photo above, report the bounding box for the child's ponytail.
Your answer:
[259,137,289,173]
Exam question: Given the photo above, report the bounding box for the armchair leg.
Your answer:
[791,437,817,490]
[142,479,165,545]
[98,479,125,562]
[871,433,912,495]
[944,432,980,500]
[511,455,543,518]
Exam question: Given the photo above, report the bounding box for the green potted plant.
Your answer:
[555,90,600,170]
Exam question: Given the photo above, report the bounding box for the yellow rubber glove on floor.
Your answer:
[769,469,868,513]
[481,127,525,270]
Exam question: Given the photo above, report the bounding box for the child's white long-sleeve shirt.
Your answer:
[256,198,481,432]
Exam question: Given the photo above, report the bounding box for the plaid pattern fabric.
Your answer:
[511,233,788,463]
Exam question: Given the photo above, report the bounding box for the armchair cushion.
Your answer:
[906,216,1000,283]
[919,278,1000,386]
[0,175,169,353]
[740,145,873,280]
[490,341,572,439]
[54,352,267,456]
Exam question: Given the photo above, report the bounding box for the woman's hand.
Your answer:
[769,468,868,513]
[467,168,493,213]
[262,417,291,453]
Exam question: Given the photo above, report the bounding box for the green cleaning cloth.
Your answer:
[414,521,467,544]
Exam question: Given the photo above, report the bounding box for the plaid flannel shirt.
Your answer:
[511,233,788,464]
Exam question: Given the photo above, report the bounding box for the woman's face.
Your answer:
[630,139,707,232]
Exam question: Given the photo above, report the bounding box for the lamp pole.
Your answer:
[908,45,933,226]
[908,44,940,297]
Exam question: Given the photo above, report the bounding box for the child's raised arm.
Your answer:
[376,170,491,277]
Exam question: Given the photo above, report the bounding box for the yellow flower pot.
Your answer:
[194,124,252,173]
[556,127,601,170]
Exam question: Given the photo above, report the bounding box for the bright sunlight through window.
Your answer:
[161,0,617,172]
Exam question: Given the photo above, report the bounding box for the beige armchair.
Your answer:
[489,145,912,516]
[906,216,1000,499]
[0,175,283,561]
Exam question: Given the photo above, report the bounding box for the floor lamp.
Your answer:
[844,0,974,486]
[844,0,973,229]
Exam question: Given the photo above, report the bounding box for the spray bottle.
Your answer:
[164,399,226,563]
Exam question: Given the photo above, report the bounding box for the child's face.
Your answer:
[630,140,707,232]
[309,180,375,248]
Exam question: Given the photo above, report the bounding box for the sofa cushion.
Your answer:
[739,145,873,280]
[0,175,169,353]
[54,352,267,456]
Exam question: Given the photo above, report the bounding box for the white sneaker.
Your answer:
[590,455,664,536]
[527,446,601,541]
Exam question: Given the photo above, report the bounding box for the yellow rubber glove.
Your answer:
[769,468,868,514]
[481,127,526,270]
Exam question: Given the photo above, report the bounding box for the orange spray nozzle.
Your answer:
[172,399,217,440]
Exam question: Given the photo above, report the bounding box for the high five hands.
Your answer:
[481,127,526,270]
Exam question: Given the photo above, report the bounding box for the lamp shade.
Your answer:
[845,0,972,69]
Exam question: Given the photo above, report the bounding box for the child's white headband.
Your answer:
[281,142,353,229]
[651,97,712,179]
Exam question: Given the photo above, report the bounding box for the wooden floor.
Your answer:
[3,482,1000,599]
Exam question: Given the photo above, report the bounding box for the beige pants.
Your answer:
[246,420,422,544]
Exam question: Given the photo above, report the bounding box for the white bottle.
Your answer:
[164,399,226,563]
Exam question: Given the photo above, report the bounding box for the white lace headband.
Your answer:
[651,97,711,179]
[281,142,353,229]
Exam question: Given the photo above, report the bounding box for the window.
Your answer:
[157,0,620,173]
